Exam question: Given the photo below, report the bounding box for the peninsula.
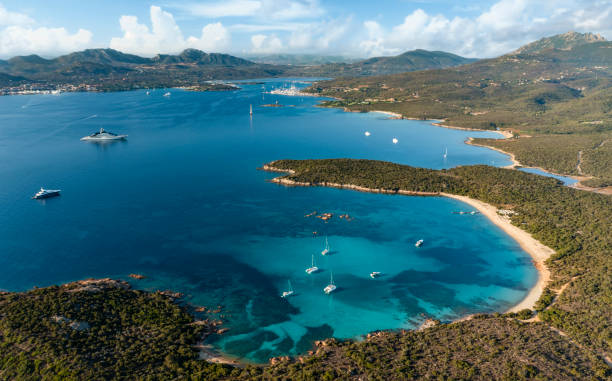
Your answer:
[261,159,612,367]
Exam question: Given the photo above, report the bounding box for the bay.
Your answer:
[0,80,537,362]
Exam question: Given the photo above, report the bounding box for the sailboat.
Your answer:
[321,236,330,256]
[281,280,294,298]
[249,104,253,116]
[443,147,448,159]
[305,254,319,274]
[324,272,337,294]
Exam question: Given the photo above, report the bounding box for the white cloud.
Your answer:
[246,16,351,54]
[261,0,324,20]
[251,33,283,53]
[359,21,399,57]
[110,6,230,56]
[0,5,91,58]
[174,0,324,20]
[230,23,306,32]
[0,4,33,26]
[178,0,261,18]
[187,22,231,51]
[354,0,612,58]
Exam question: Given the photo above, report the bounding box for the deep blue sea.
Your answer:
[0,80,539,362]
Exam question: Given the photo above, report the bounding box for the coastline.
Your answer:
[262,165,554,313]
[365,109,607,191]
[466,137,520,168]
[440,193,553,313]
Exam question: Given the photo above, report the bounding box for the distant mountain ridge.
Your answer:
[3,31,607,91]
[0,47,478,88]
[246,54,360,65]
[514,31,607,54]
[300,49,476,77]
[0,48,257,76]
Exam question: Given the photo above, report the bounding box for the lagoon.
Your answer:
[0,80,536,362]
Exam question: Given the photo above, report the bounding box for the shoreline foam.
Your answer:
[262,165,554,314]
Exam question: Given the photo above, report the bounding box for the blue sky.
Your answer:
[0,0,610,59]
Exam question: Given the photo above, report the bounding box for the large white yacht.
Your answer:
[32,188,60,199]
[81,128,127,141]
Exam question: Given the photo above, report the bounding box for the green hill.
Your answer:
[515,31,606,54]
[0,48,284,90]
[305,33,612,186]
[297,49,476,77]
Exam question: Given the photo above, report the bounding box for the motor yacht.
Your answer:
[81,128,127,141]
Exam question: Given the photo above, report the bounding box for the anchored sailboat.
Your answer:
[324,272,337,294]
[281,280,294,298]
[306,254,319,274]
[321,236,330,256]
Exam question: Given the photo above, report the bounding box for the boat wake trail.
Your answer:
[80,114,98,121]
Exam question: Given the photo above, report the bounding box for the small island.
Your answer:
[182,83,239,92]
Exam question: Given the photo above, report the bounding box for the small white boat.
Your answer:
[321,236,330,256]
[250,104,253,116]
[163,92,171,97]
[443,147,448,159]
[81,128,127,141]
[370,272,381,279]
[392,138,399,144]
[146,91,150,95]
[305,254,319,274]
[415,239,424,247]
[32,187,60,199]
[364,131,371,136]
[324,272,337,294]
[281,280,294,298]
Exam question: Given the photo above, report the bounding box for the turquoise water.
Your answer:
[0,80,536,363]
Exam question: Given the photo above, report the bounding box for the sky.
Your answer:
[0,0,610,59]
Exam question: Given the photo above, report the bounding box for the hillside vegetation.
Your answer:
[0,279,231,379]
[299,49,476,77]
[304,32,612,186]
[266,159,612,365]
[240,316,609,380]
[0,48,286,91]
[0,48,473,92]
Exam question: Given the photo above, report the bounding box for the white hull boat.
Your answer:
[81,128,127,141]
[32,187,60,199]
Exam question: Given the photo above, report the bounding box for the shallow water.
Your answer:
[0,80,536,362]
